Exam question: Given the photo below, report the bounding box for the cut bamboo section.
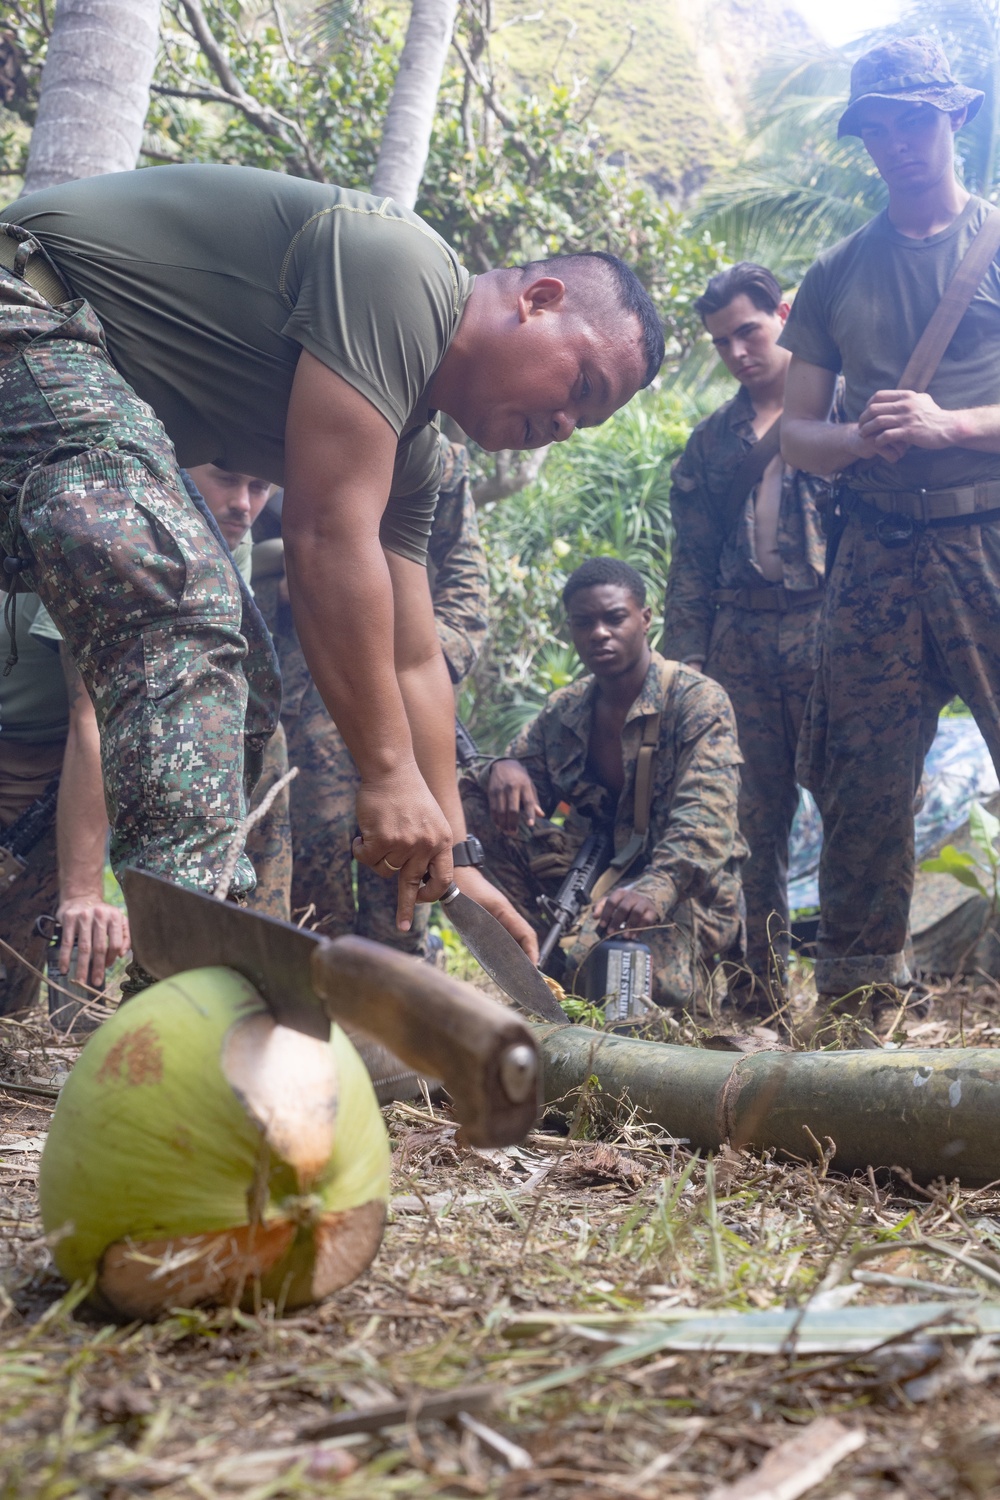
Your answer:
[536,1026,1000,1185]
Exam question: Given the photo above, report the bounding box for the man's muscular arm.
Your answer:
[55,646,130,987]
[389,553,538,959]
[783,356,1000,470]
[781,357,900,473]
[282,351,453,923]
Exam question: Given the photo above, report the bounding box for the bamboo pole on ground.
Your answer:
[535,1025,1000,1186]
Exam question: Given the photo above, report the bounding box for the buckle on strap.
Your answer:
[875,512,916,548]
[0,224,69,304]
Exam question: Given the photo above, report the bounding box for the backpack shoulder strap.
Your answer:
[900,207,1000,393]
[590,658,678,903]
[633,657,677,836]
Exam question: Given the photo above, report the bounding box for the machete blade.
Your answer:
[121,868,330,1040]
[442,887,570,1024]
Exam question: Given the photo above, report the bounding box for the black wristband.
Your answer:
[452,835,485,868]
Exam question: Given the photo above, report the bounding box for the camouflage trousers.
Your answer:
[705,599,821,996]
[0,738,63,1016]
[244,723,293,922]
[462,782,743,1010]
[0,822,58,1015]
[0,261,280,896]
[253,575,429,953]
[281,678,428,952]
[0,724,292,1010]
[797,514,1000,996]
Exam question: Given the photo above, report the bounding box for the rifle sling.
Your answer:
[0,777,59,861]
[835,209,1000,526]
[899,207,1000,394]
[590,658,677,903]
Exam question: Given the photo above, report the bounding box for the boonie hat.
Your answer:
[838,35,984,139]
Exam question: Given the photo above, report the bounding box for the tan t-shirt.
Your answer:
[780,195,1000,493]
[3,165,472,563]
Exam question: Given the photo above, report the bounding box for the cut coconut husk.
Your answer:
[39,967,390,1319]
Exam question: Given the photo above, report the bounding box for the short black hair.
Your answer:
[562,556,647,610]
[694,262,783,323]
[520,252,665,388]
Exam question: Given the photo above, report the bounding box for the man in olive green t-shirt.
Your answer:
[779,37,1000,1036]
[0,166,662,959]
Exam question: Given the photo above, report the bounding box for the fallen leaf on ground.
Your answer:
[707,1417,864,1500]
[556,1143,647,1190]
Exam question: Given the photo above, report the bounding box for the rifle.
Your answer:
[455,717,481,770]
[536,828,614,969]
[0,778,60,889]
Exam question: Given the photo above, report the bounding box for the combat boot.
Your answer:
[793,989,881,1050]
[869,982,932,1038]
[724,969,794,1040]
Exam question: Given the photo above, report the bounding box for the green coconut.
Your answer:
[39,967,391,1319]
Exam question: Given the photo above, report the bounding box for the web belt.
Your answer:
[0,224,70,306]
[844,482,1000,540]
[711,585,824,612]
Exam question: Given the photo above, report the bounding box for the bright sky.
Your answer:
[793,0,904,47]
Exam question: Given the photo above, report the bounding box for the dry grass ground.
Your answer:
[5,969,1000,1499]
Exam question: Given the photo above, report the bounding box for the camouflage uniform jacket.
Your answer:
[664,384,828,663]
[490,651,747,919]
[428,440,489,683]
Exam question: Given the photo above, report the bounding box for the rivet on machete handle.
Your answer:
[498,1043,537,1104]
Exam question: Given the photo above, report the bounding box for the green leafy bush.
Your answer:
[462,385,694,751]
[920,801,1000,907]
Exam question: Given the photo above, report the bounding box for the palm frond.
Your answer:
[698,170,883,280]
[694,5,1000,274]
[896,0,1000,194]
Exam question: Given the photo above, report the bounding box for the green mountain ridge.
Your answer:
[494,0,815,202]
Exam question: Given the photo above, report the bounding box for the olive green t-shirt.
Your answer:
[780,195,1000,493]
[3,165,472,563]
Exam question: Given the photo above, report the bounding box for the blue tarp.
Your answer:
[788,717,1000,911]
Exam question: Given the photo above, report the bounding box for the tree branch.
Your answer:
[174,0,326,179]
[152,81,246,106]
[576,24,635,124]
[140,139,188,163]
[451,27,540,169]
[471,446,550,505]
[177,0,243,98]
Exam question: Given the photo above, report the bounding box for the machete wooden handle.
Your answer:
[311,935,539,1147]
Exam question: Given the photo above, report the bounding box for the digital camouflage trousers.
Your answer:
[0,821,58,1015]
[705,599,821,998]
[254,583,428,951]
[0,260,280,897]
[462,782,743,1010]
[244,722,293,922]
[283,675,430,953]
[798,514,1000,997]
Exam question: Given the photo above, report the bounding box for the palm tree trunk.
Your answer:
[23,0,161,194]
[372,0,458,211]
